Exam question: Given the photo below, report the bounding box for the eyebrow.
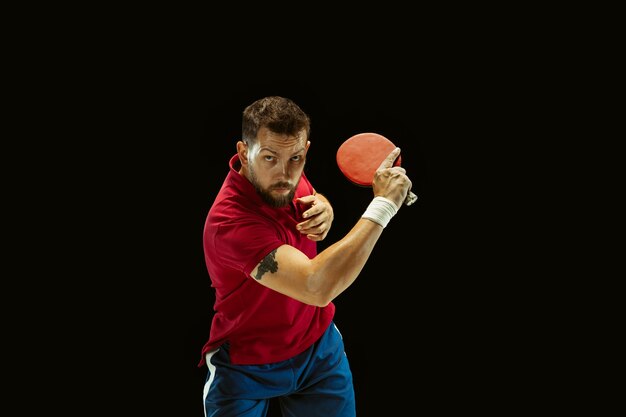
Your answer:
[259,147,306,156]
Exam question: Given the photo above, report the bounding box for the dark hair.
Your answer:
[242,96,311,144]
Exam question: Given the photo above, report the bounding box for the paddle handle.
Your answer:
[404,191,418,206]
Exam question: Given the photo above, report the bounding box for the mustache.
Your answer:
[270,182,294,189]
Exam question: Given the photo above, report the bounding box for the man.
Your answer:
[199,96,412,416]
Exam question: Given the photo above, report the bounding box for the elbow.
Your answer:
[294,288,331,307]
[305,294,333,308]
[310,294,333,308]
[304,274,335,307]
[298,263,337,307]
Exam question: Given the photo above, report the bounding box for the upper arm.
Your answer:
[250,244,327,307]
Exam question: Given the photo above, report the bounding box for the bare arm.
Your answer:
[251,147,412,306]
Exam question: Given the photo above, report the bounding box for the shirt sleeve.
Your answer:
[211,215,284,278]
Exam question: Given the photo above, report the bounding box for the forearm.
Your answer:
[309,218,384,304]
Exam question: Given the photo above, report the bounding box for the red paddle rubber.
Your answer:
[337,132,417,206]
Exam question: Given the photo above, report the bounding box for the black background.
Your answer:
[62,60,532,415]
[12,14,570,415]
[143,74,489,416]
[184,81,433,416]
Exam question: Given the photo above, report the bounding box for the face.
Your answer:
[238,126,310,207]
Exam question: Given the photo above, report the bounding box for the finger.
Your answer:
[305,230,328,241]
[388,166,406,175]
[377,147,401,171]
[302,205,322,219]
[296,195,316,205]
[297,217,322,231]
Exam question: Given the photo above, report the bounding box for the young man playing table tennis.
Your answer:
[199,95,413,416]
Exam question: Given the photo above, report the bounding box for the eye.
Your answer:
[263,155,275,162]
[291,155,302,162]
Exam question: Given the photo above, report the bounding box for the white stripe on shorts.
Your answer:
[203,349,220,417]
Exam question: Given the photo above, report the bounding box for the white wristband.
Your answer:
[361,196,398,228]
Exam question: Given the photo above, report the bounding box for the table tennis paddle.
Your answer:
[336,132,418,206]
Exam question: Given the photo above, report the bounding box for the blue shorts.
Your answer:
[202,322,356,417]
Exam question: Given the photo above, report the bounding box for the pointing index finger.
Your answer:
[378,147,401,171]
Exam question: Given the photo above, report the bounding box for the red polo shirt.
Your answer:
[198,154,335,366]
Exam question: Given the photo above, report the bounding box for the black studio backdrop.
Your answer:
[172,80,442,416]
[45,27,545,415]
[112,72,505,416]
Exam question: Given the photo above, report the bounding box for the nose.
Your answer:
[278,160,290,177]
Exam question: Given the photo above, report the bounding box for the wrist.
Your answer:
[361,196,398,228]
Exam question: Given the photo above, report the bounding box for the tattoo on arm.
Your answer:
[254,249,278,280]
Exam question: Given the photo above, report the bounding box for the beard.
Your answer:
[249,168,298,208]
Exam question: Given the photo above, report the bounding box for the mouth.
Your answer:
[271,183,293,194]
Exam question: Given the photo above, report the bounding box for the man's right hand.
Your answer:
[372,147,412,209]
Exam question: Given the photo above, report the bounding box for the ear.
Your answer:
[236,141,248,166]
